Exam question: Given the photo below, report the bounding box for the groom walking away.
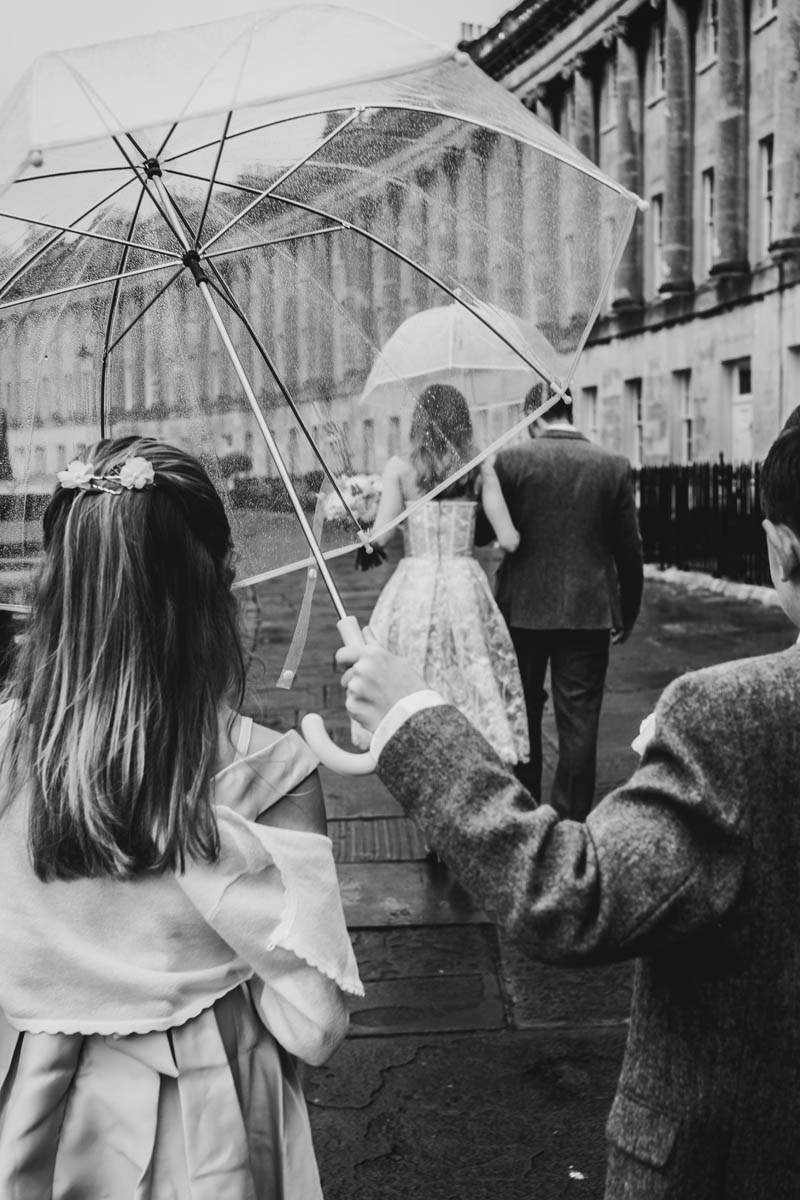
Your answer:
[479,384,643,818]
[338,424,800,1198]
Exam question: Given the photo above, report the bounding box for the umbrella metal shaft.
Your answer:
[149,173,348,622]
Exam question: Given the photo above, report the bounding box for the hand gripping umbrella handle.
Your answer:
[300,616,377,776]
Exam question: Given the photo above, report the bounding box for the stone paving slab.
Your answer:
[337,861,488,926]
[348,972,506,1036]
[322,769,402,818]
[329,815,427,862]
[350,926,497,981]
[307,1028,626,1200]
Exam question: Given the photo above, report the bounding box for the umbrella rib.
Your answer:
[200,109,360,254]
[272,191,559,383]
[156,123,179,159]
[0,260,180,313]
[159,105,361,169]
[203,262,364,529]
[103,265,184,359]
[204,227,341,261]
[195,111,233,248]
[112,136,188,254]
[0,174,138,303]
[0,209,182,260]
[13,166,135,182]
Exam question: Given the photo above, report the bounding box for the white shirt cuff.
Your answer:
[370,690,446,760]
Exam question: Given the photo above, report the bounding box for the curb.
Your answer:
[644,563,780,608]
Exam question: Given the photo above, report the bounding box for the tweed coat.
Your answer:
[376,644,800,1198]
[491,429,643,631]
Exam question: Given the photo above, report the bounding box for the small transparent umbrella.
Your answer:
[360,301,562,411]
[0,3,644,770]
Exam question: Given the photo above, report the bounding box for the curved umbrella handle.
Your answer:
[300,616,377,776]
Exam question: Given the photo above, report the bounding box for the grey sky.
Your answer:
[0,0,508,106]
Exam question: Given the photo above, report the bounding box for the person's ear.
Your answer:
[763,519,800,581]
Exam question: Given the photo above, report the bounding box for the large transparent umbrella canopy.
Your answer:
[0,3,645,620]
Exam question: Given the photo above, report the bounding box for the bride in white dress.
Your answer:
[356,384,529,766]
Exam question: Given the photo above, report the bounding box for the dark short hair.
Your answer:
[524,382,573,424]
[781,406,800,434]
[761,426,800,533]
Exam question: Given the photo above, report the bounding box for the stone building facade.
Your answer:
[467,0,800,463]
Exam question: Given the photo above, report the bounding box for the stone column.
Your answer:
[613,23,644,306]
[710,0,749,274]
[487,138,524,313]
[562,60,597,324]
[771,0,800,253]
[454,135,488,303]
[572,56,595,163]
[521,88,561,329]
[339,198,375,385]
[411,168,434,312]
[382,184,403,338]
[660,0,694,293]
[328,231,347,385]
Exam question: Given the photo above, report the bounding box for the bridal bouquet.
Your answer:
[321,473,382,526]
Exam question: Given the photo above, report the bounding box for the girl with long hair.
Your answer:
[0,435,361,1198]
[355,384,529,766]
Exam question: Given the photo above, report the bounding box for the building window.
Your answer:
[652,193,664,292]
[675,370,693,463]
[601,53,618,128]
[625,377,644,467]
[752,0,778,26]
[731,360,753,462]
[699,0,719,63]
[387,415,401,459]
[649,15,667,99]
[702,168,716,274]
[760,135,774,254]
[362,419,375,472]
[580,386,599,442]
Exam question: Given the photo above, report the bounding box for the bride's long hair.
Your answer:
[409,384,477,495]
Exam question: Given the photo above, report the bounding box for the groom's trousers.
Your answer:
[509,627,611,821]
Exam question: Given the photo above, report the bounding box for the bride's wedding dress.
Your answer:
[357,498,529,766]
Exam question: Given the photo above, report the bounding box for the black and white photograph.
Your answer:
[0,0,797,1196]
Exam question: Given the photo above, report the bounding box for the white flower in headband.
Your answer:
[119,457,155,490]
[57,460,95,490]
[56,456,156,494]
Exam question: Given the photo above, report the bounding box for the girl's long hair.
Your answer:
[409,384,477,496]
[5,436,246,881]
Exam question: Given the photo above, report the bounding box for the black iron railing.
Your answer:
[634,462,771,587]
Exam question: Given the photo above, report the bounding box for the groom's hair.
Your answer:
[524,383,573,425]
[761,425,800,534]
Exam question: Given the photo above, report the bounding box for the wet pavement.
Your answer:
[242,540,793,1200]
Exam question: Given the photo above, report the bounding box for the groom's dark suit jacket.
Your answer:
[490,428,643,631]
[375,645,800,1198]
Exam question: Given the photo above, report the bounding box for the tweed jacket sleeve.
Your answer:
[376,668,750,965]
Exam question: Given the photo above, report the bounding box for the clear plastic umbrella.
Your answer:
[359,299,569,440]
[0,3,644,768]
[360,302,561,409]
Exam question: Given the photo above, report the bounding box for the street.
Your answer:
[242,541,793,1200]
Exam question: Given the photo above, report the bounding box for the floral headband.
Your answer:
[57,457,155,495]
